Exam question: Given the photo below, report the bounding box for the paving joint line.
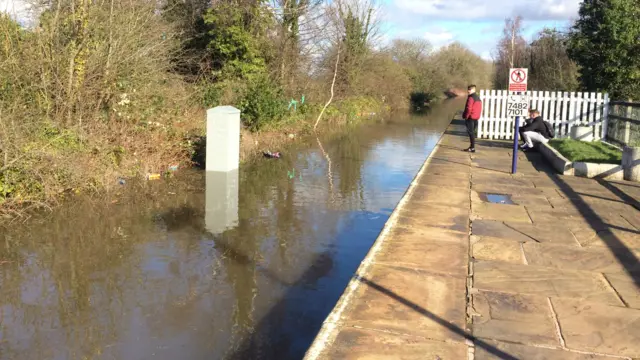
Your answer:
[478,338,633,359]
[519,242,529,264]
[466,151,475,360]
[546,297,567,348]
[600,273,629,307]
[568,229,583,247]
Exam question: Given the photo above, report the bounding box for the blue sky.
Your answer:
[379,0,582,59]
[2,0,581,60]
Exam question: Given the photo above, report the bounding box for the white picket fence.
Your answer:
[478,90,610,140]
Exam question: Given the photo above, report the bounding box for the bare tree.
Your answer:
[529,27,578,91]
[493,16,528,89]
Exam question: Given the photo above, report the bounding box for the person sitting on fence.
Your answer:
[520,109,551,151]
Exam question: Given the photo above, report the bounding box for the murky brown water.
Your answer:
[0,101,461,360]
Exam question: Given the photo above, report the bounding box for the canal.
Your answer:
[0,100,461,360]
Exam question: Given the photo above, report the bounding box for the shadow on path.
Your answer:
[430,155,511,174]
[526,152,640,288]
[357,277,518,360]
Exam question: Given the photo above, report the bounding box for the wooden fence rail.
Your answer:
[607,100,640,147]
[478,90,610,141]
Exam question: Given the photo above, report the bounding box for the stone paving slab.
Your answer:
[471,175,536,188]
[552,299,640,358]
[424,165,471,179]
[471,219,538,243]
[472,291,560,346]
[471,202,532,223]
[523,242,640,274]
[500,221,580,246]
[584,228,640,250]
[305,120,640,360]
[419,173,470,189]
[376,232,468,277]
[410,184,471,209]
[340,264,467,342]
[397,202,469,233]
[389,224,468,245]
[604,272,640,309]
[472,235,525,264]
[474,340,624,360]
[316,326,468,360]
[473,261,623,306]
[621,212,640,230]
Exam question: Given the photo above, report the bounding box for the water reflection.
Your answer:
[0,100,462,360]
[205,170,239,235]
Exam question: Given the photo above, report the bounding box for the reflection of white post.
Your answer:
[206,106,240,172]
[205,106,240,234]
[206,169,239,235]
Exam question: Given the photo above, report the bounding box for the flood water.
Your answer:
[0,100,461,360]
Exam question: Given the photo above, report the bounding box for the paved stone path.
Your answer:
[305,119,640,360]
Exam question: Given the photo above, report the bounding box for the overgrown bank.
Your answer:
[0,0,491,217]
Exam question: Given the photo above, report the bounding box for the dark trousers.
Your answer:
[465,119,477,148]
[518,127,525,144]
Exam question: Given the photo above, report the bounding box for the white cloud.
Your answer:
[423,29,455,49]
[391,0,580,21]
[480,51,492,61]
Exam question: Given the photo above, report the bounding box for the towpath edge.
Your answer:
[304,118,640,360]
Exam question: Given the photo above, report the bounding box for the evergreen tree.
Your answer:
[567,0,640,99]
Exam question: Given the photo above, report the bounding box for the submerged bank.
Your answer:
[0,100,462,360]
[0,96,389,219]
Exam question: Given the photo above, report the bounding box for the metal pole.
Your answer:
[512,116,520,174]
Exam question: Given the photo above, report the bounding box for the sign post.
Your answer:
[508,68,528,174]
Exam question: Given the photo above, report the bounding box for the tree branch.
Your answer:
[314,49,340,131]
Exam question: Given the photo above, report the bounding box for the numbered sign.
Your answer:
[507,95,529,117]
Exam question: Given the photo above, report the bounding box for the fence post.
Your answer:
[602,93,609,140]
[624,99,632,145]
[478,89,485,139]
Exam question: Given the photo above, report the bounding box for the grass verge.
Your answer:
[549,139,622,164]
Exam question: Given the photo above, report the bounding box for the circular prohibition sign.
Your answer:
[510,69,526,83]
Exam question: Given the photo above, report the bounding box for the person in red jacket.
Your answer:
[462,84,483,152]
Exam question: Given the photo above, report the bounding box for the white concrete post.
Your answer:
[571,126,594,142]
[622,146,640,182]
[205,106,240,234]
[206,106,240,172]
[624,101,632,145]
[205,169,239,235]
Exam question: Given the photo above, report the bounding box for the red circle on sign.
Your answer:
[511,70,526,83]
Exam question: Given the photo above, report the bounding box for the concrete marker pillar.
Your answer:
[622,146,640,182]
[206,106,240,172]
[205,106,241,234]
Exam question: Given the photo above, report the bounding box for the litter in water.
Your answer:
[146,173,161,181]
[168,165,179,172]
[263,151,281,159]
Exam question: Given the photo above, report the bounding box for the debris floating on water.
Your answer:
[168,165,179,172]
[146,173,161,181]
[117,178,126,185]
[263,151,281,159]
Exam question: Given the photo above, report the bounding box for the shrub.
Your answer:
[238,75,287,131]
